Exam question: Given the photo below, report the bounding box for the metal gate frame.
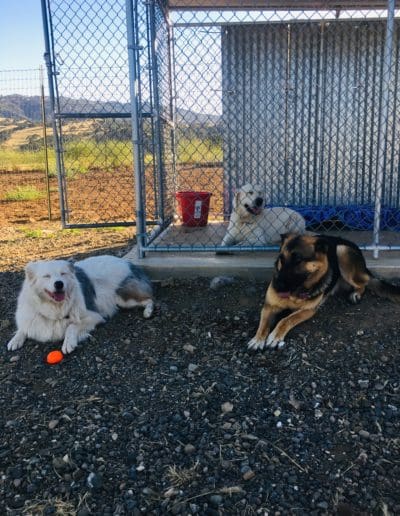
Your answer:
[126,0,177,257]
[41,0,174,237]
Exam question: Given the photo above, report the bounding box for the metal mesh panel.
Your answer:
[48,0,131,113]
[149,5,400,252]
[0,68,53,224]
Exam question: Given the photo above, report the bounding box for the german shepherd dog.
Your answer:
[248,233,400,351]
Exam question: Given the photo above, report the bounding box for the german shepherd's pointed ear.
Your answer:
[280,233,291,244]
[280,233,296,246]
[314,237,329,254]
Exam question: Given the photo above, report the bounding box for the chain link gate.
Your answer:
[42,1,400,256]
[41,0,174,233]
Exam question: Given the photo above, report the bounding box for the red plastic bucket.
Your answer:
[175,191,212,227]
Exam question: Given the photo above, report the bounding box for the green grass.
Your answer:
[64,139,133,176]
[0,137,223,174]
[0,146,57,173]
[4,185,45,201]
[176,137,222,163]
[21,229,46,238]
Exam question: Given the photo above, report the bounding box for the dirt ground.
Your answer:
[1,175,400,515]
[0,165,224,227]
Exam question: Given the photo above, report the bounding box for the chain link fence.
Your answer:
[42,0,400,254]
[0,68,53,224]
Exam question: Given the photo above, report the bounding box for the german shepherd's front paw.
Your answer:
[266,332,285,349]
[349,291,362,304]
[247,336,267,350]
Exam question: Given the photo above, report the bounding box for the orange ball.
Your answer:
[46,350,64,365]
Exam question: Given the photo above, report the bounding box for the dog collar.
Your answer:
[296,269,333,300]
[277,269,333,300]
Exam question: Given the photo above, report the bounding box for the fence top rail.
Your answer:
[167,1,392,10]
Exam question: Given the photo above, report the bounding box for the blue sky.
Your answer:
[0,2,44,70]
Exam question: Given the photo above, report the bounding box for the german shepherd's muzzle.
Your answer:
[248,233,400,351]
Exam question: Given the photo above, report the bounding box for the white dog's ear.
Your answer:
[233,190,241,209]
[25,261,38,282]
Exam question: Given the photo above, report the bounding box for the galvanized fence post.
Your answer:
[39,65,52,221]
[372,0,396,258]
[41,0,67,226]
[126,0,146,258]
[148,0,165,224]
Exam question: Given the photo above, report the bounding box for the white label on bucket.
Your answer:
[194,200,202,219]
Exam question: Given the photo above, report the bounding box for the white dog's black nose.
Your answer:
[255,197,263,207]
[54,281,64,291]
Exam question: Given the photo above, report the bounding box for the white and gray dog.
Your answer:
[220,183,306,247]
[7,255,154,354]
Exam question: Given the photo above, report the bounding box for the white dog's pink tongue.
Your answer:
[253,206,262,215]
[52,292,65,302]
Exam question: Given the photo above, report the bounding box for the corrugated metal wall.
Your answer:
[222,20,400,212]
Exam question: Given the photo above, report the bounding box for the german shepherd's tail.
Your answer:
[368,276,400,303]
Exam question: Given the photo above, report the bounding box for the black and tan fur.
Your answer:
[248,233,400,351]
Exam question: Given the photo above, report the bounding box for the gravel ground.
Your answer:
[1,230,400,515]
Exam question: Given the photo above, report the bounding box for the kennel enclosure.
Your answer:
[41,0,399,256]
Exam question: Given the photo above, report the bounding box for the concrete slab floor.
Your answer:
[124,222,400,280]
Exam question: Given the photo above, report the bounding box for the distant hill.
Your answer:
[0,94,220,126]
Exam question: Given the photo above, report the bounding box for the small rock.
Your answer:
[242,469,256,481]
[10,355,20,363]
[169,365,178,373]
[184,444,196,455]
[48,419,59,430]
[209,495,223,507]
[210,276,235,290]
[273,409,281,417]
[359,430,370,439]
[356,451,368,464]
[52,457,67,471]
[221,402,234,414]
[87,472,102,490]
[111,432,118,441]
[188,363,199,373]
[358,379,369,389]
[183,344,195,353]
[1,319,11,329]
[142,487,156,496]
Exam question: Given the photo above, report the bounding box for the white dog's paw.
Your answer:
[266,332,285,349]
[143,300,154,319]
[247,336,267,351]
[62,336,78,354]
[7,332,26,351]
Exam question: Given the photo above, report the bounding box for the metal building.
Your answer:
[41,0,399,257]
